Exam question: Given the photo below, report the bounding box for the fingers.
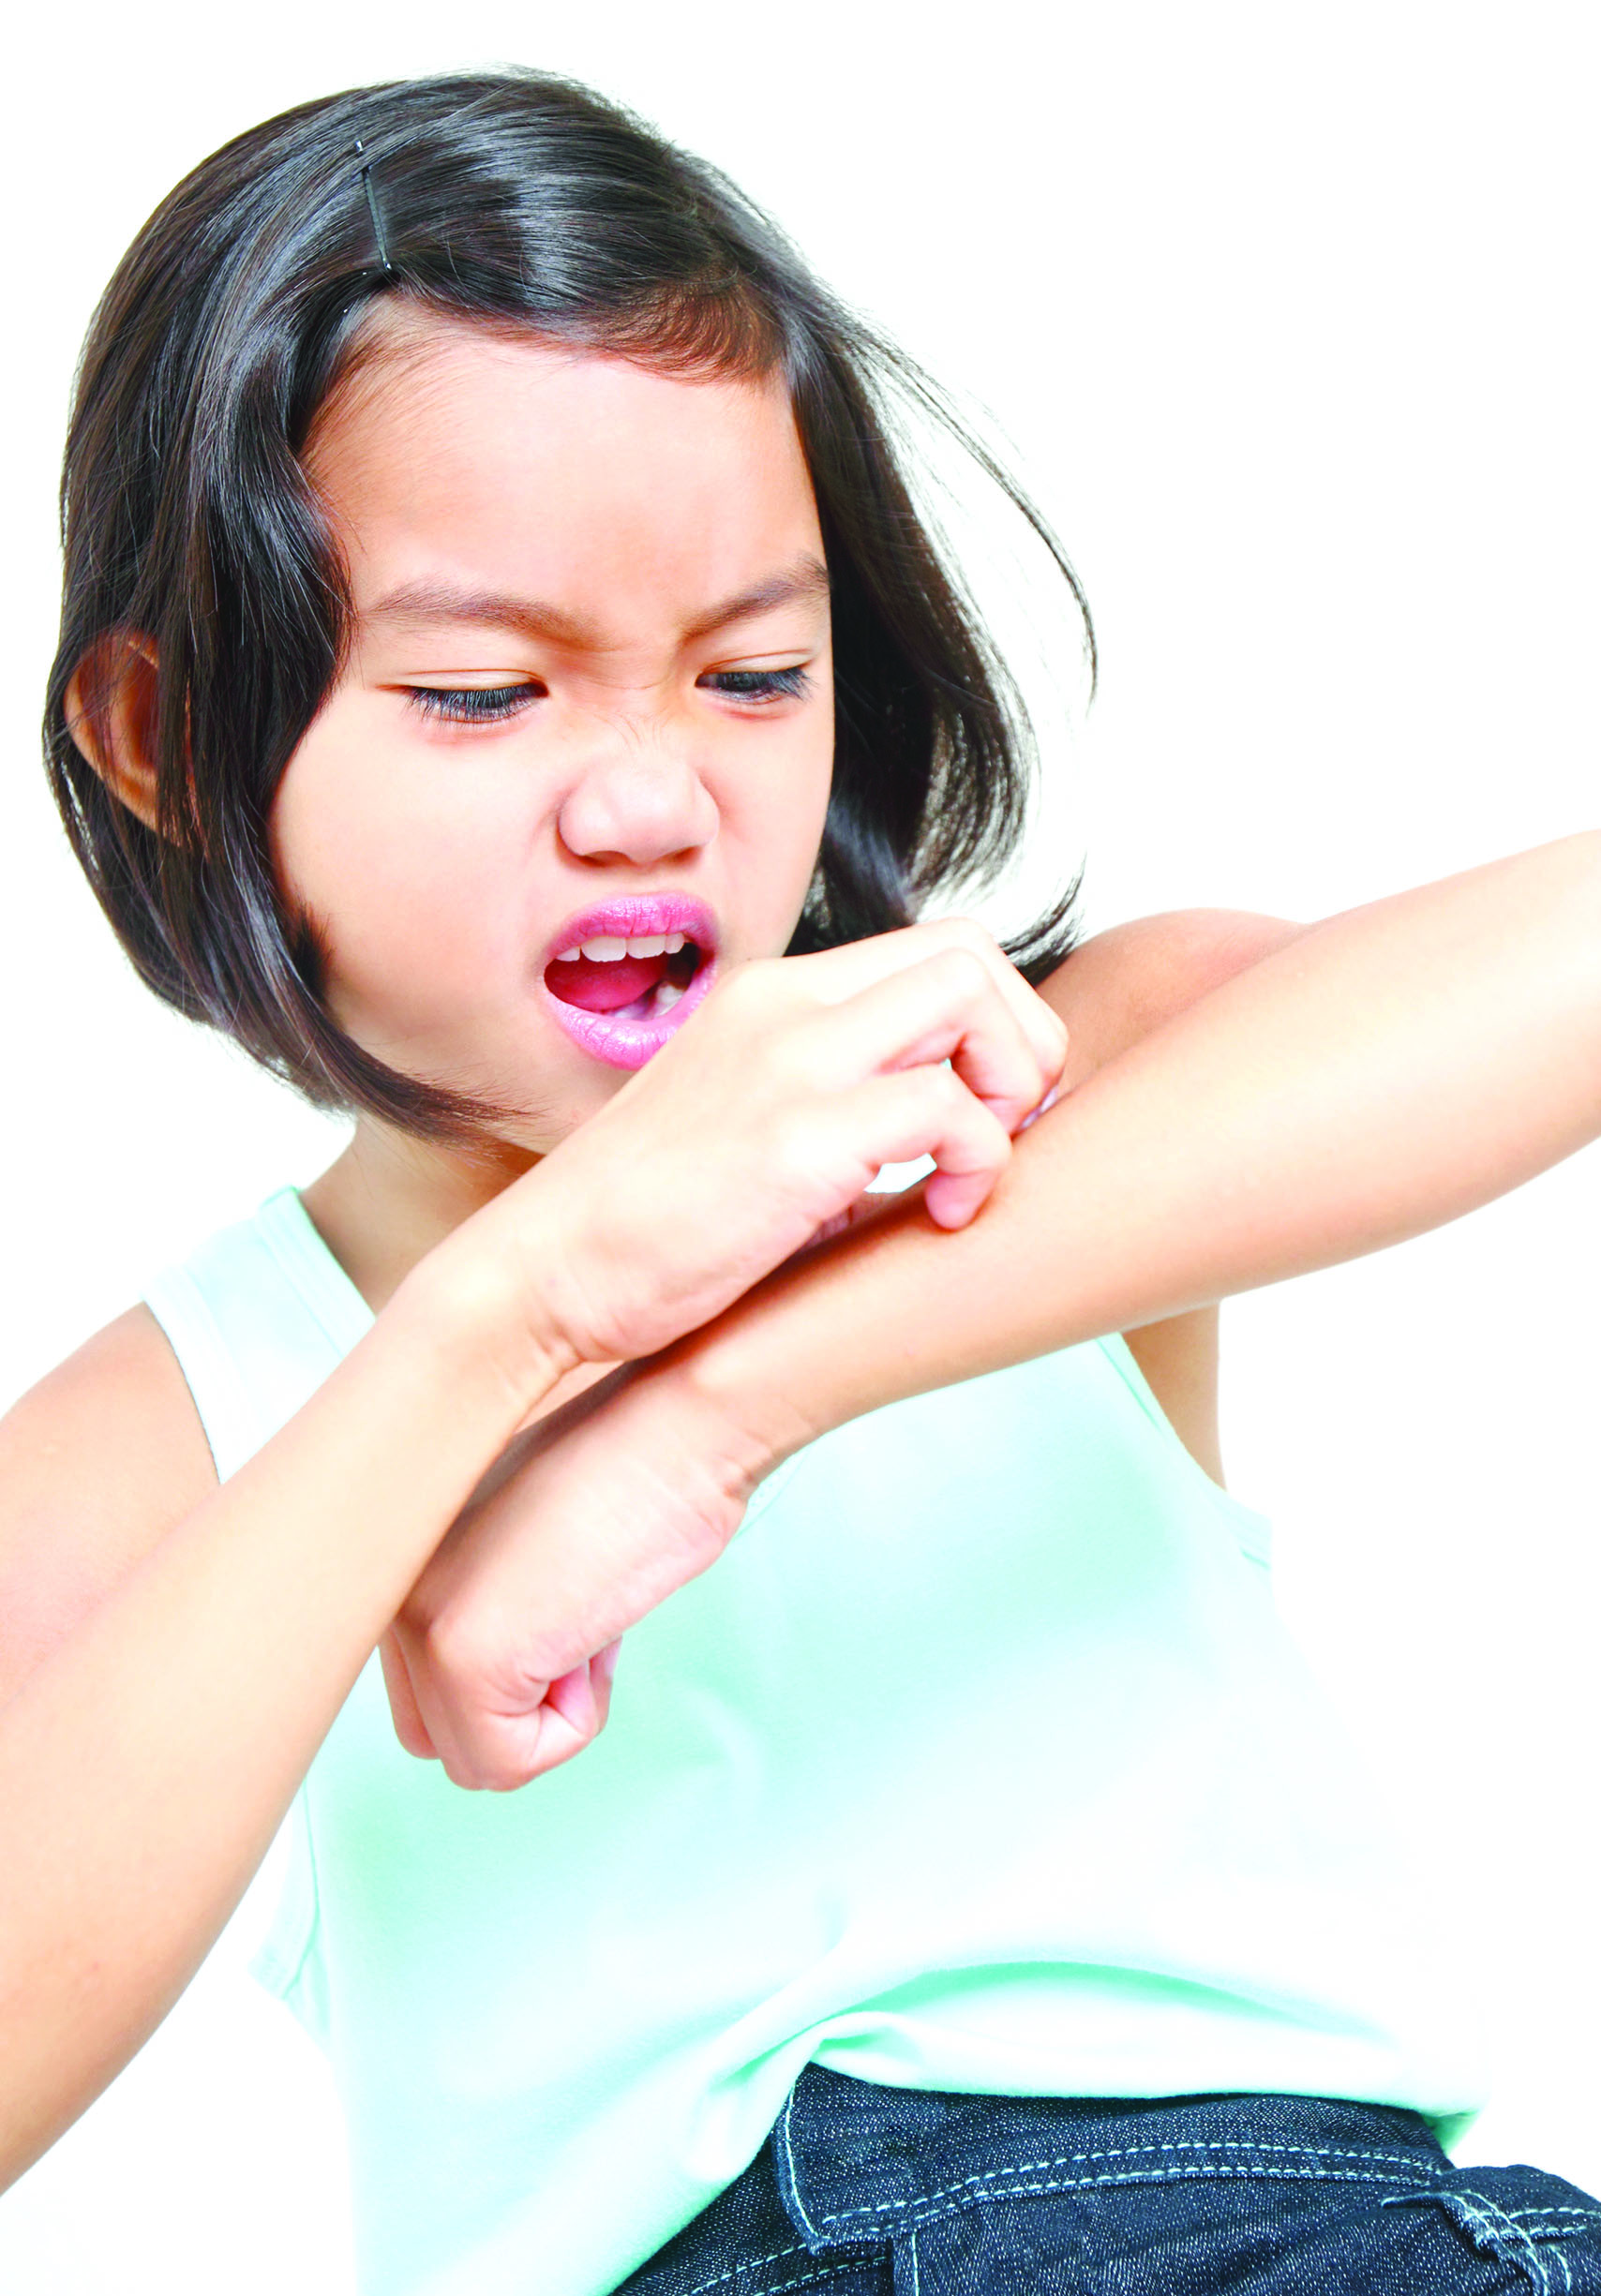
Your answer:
[1016,1083,1062,1133]
[792,917,1070,1101]
[799,946,1049,1137]
[392,1608,620,1790]
[836,1065,1015,1228]
[470,1647,618,1786]
[379,1626,438,1761]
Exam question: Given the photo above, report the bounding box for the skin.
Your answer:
[25,306,1260,1721]
[18,306,1256,1763]
[5,298,1596,2180]
[0,309,1269,2169]
[191,306,1226,1458]
[282,307,836,1303]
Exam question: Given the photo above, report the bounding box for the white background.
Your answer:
[1,2,1597,2289]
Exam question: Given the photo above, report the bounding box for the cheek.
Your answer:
[269,709,522,1030]
[786,720,836,908]
[737,704,835,934]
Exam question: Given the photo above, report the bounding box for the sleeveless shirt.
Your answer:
[142,1186,1489,2296]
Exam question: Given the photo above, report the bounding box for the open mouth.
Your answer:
[543,930,708,1025]
[538,901,720,1069]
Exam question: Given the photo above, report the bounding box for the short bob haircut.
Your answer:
[46,68,1093,1140]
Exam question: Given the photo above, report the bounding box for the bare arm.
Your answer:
[384,831,1601,1787]
[0,1262,561,2188]
[0,1308,219,1709]
[692,830,1601,1455]
[1030,904,1309,1479]
[0,924,1059,2185]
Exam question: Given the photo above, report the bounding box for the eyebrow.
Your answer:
[363,553,831,649]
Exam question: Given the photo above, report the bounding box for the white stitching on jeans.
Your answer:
[680,2244,808,2296]
[905,2226,920,2296]
[781,2085,820,2244]
[745,2271,874,2296]
[1449,2194,1550,2296]
[1475,2192,1552,2296]
[1510,2208,1601,2228]
[815,2139,1442,2227]
[944,2165,1425,2225]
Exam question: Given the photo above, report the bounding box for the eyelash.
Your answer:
[705,667,811,704]
[408,685,534,724]
[405,665,812,725]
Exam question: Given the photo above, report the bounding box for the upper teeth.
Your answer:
[553,931,690,962]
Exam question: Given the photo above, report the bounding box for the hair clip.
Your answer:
[352,138,395,276]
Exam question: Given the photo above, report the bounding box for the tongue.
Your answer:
[546,952,668,1013]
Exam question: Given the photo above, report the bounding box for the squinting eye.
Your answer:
[701,667,812,705]
[407,685,540,724]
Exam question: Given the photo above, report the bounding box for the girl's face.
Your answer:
[275,307,834,1155]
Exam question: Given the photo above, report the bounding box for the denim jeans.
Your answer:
[616,2066,1601,2294]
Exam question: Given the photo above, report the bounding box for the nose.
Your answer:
[555,721,720,869]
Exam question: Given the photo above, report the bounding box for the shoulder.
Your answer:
[0,1305,217,1706]
[1036,908,1307,1080]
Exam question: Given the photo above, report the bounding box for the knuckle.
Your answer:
[932,944,991,995]
[424,1605,506,1694]
[720,956,777,1011]
[421,1606,473,1675]
[933,915,998,956]
[972,1127,1011,1173]
[473,1725,547,1794]
[395,1583,438,1639]
[391,1705,435,1759]
[956,1080,1012,1147]
[485,1754,536,1793]
[923,1064,975,1116]
[772,1105,824,1174]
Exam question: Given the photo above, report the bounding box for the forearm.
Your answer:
[685,831,1601,1453]
[0,1254,568,2188]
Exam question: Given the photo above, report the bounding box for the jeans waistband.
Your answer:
[772,2067,1450,2255]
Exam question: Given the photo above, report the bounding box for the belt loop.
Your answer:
[771,2069,828,2254]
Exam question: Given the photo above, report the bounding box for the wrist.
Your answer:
[658,1173,1023,1456]
[645,1315,820,1494]
[393,1223,583,1429]
[653,1216,911,1473]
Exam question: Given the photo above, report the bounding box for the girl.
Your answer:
[4,64,1600,2296]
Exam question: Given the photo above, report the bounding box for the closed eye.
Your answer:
[699,666,812,705]
[404,664,812,724]
[407,684,539,724]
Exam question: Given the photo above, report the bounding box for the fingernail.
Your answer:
[1017,1085,1061,1134]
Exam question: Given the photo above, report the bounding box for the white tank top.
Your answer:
[143,1186,1488,2296]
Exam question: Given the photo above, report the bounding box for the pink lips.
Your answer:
[539,893,720,1071]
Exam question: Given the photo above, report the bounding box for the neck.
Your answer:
[299,1117,540,1315]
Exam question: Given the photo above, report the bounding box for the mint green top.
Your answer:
[143,1188,1487,2296]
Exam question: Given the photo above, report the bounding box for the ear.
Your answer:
[63,633,166,835]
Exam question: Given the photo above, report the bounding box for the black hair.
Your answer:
[45,68,1094,1139]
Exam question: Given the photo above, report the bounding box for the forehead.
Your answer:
[304,308,823,626]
